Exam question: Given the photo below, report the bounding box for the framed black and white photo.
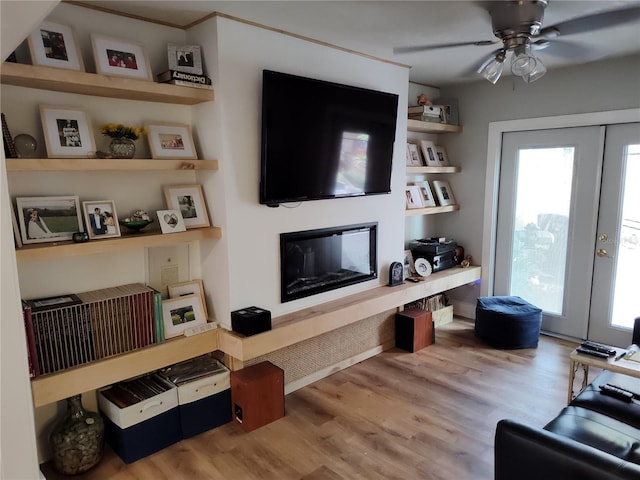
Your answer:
[162,294,206,339]
[40,105,95,158]
[167,44,203,75]
[146,122,198,160]
[403,249,415,279]
[91,34,152,81]
[432,180,457,206]
[168,279,208,320]
[16,196,83,245]
[435,145,450,166]
[414,181,437,207]
[27,20,84,71]
[82,200,121,240]
[420,140,439,167]
[407,143,423,166]
[164,185,210,229]
[24,293,82,313]
[157,209,186,233]
[405,185,424,209]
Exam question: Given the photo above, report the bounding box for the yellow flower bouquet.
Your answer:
[99,123,146,140]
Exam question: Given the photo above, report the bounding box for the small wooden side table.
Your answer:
[231,361,284,432]
[395,308,433,352]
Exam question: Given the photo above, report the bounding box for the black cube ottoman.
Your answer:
[475,296,542,349]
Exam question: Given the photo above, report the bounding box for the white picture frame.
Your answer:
[162,294,206,339]
[435,145,450,166]
[91,34,152,81]
[146,122,198,160]
[163,184,210,229]
[420,140,439,167]
[407,143,423,166]
[157,209,186,234]
[16,196,83,245]
[405,185,424,209]
[167,279,208,320]
[167,44,203,75]
[39,105,95,158]
[27,20,84,71]
[414,181,437,207]
[82,200,121,240]
[432,180,457,206]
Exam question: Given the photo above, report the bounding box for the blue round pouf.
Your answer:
[475,296,542,349]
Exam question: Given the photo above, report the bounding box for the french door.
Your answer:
[494,123,640,345]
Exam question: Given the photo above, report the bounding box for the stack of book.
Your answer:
[100,373,175,408]
[156,69,212,90]
[408,105,445,123]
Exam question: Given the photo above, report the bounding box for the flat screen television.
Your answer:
[260,70,399,206]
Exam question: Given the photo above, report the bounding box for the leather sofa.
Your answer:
[495,321,640,480]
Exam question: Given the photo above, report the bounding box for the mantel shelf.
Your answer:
[1,62,213,105]
[16,227,222,262]
[407,119,462,134]
[405,205,460,216]
[6,158,218,172]
[407,166,461,174]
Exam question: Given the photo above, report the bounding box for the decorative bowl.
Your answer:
[119,219,153,233]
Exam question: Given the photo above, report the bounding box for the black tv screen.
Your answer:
[260,70,399,206]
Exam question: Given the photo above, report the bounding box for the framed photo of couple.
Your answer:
[82,200,121,240]
[16,196,83,245]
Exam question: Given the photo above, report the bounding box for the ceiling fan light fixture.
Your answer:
[522,58,547,83]
[510,43,538,77]
[480,51,506,84]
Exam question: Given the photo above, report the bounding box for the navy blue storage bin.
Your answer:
[475,296,542,349]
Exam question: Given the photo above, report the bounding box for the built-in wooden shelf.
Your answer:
[405,205,460,216]
[406,165,461,174]
[6,158,218,172]
[219,266,481,362]
[31,328,219,408]
[407,119,462,134]
[16,227,222,262]
[1,62,213,105]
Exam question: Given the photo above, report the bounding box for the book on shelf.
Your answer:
[153,291,165,343]
[21,302,39,378]
[164,79,213,90]
[156,69,212,88]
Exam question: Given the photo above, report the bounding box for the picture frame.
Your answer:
[24,293,82,313]
[162,294,206,339]
[167,279,208,320]
[405,185,424,209]
[157,209,186,234]
[27,20,84,71]
[403,249,415,279]
[91,34,152,81]
[40,105,96,158]
[420,140,439,167]
[414,181,437,207]
[82,200,121,240]
[164,184,210,229]
[16,196,83,245]
[435,145,450,166]
[405,143,413,166]
[167,44,203,75]
[432,180,457,206]
[407,143,423,166]
[146,122,198,160]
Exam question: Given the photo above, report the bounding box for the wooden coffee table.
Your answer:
[568,347,640,403]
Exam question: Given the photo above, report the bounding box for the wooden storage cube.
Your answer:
[396,308,433,352]
[230,361,284,432]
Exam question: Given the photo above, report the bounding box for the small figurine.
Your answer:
[417,93,432,106]
[461,255,472,268]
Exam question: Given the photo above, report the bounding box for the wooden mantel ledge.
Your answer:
[218,265,481,361]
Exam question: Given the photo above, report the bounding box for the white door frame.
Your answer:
[481,108,640,298]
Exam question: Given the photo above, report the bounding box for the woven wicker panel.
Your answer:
[244,309,396,384]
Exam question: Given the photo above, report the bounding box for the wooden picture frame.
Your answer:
[162,294,206,339]
[16,196,83,245]
[24,293,82,313]
[40,105,95,158]
[164,184,210,229]
[420,140,439,167]
[168,279,208,320]
[146,122,197,160]
[407,143,423,166]
[91,34,152,81]
[167,44,203,75]
[432,180,456,206]
[414,181,437,207]
[435,145,450,166]
[405,185,424,209]
[82,200,121,240]
[28,20,84,71]
[157,209,186,234]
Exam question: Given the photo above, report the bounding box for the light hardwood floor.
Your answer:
[41,319,577,480]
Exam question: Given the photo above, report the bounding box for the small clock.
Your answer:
[388,261,404,286]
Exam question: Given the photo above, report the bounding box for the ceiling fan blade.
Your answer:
[539,5,640,38]
[535,39,607,63]
[394,39,497,55]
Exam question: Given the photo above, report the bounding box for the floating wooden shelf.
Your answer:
[31,328,219,408]
[6,158,218,172]
[405,205,460,216]
[16,227,222,262]
[406,166,461,174]
[407,119,462,134]
[1,62,213,105]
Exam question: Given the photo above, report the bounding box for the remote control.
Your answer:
[599,384,634,402]
[581,341,616,356]
[576,346,610,358]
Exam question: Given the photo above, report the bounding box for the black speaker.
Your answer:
[231,307,272,336]
[633,317,640,345]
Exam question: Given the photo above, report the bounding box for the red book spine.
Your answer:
[22,302,39,378]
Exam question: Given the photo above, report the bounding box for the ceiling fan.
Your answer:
[394,0,640,84]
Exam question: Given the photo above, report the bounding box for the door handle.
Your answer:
[596,248,609,257]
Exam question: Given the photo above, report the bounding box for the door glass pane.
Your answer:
[611,144,640,328]
[509,147,574,314]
